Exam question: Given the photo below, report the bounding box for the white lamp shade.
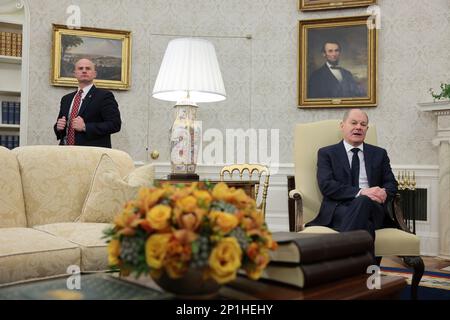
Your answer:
[152,38,226,103]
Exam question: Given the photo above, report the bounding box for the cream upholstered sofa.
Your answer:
[0,145,153,286]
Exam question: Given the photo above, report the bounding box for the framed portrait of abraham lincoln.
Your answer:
[298,15,377,108]
[299,0,377,11]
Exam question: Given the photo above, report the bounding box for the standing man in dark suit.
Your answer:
[308,41,365,99]
[307,109,397,241]
[54,58,121,148]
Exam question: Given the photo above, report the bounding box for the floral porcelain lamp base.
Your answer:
[169,103,201,180]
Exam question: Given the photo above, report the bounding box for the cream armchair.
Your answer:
[289,120,423,299]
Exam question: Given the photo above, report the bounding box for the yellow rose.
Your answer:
[212,182,232,201]
[146,204,171,230]
[107,239,120,266]
[208,237,242,284]
[210,211,239,234]
[145,233,171,269]
[231,188,248,202]
[176,195,198,212]
[193,190,212,208]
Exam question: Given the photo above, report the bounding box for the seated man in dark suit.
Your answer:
[54,58,121,148]
[308,41,365,99]
[307,109,398,242]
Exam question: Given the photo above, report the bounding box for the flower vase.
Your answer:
[152,268,221,300]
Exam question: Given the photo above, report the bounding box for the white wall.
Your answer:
[24,0,450,165]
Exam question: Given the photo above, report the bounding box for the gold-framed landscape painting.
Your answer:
[298,15,377,108]
[51,24,131,90]
[299,0,377,11]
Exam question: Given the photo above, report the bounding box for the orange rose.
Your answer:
[114,209,143,236]
[164,236,191,278]
[244,243,270,280]
[139,187,165,210]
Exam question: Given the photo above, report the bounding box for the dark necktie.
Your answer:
[351,148,360,187]
[66,89,83,145]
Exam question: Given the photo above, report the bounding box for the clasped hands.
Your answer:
[56,116,86,132]
[360,187,387,204]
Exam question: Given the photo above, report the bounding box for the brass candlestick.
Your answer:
[397,170,416,190]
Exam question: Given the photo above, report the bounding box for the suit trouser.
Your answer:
[330,195,386,241]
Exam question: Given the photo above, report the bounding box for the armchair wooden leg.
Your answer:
[402,256,424,300]
[375,257,382,266]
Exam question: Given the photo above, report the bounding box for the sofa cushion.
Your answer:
[12,146,135,226]
[0,146,27,228]
[0,228,80,285]
[77,154,154,223]
[33,222,112,272]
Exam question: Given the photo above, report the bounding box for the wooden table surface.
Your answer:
[121,273,406,300]
[220,274,407,300]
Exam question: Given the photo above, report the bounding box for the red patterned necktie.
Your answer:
[66,89,83,145]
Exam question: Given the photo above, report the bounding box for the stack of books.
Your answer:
[260,230,375,289]
[0,135,19,149]
[0,31,22,57]
[1,100,21,125]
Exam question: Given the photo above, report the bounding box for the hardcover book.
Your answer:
[270,230,373,264]
[261,251,375,289]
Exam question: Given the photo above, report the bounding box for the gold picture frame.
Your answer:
[51,24,131,90]
[299,0,377,11]
[298,15,377,108]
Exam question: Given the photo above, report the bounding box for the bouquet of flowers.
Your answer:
[104,181,277,284]
[430,83,450,101]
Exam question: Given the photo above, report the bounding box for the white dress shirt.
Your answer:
[68,83,93,121]
[343,140,369,194]
[327,62,343,82]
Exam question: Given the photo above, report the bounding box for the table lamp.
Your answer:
[152,38,226,180]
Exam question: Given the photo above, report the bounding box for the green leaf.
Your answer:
[430,83,450,101]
